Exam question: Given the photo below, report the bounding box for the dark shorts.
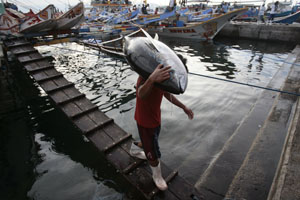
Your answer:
[137,124,161,161]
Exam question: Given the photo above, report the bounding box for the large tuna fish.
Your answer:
[123,30,188,94]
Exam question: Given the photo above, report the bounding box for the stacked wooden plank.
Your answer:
[3,37,204,200]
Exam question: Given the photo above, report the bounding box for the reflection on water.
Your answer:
[0,63,138,200]
[47,48,137,113]
[26,103,130,200]
[31,38,295,198]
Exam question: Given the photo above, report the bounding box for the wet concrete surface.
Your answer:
[226,65,299,199]
[225,46,300,200]
[268,48,300,200]
[194,46,300,200]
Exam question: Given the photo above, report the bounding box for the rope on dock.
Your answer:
[188,71,300,96]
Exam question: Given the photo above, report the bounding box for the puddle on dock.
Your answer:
[1,38,294,199]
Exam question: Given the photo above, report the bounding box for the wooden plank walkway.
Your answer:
[3,37,204,200]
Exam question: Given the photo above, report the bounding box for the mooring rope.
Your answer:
[188,71,300,96]
[46,45,300,96]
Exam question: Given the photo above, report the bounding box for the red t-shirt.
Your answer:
[135,76,164,128]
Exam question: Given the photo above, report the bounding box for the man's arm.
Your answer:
[137,64,171,99]
[164,92,194,119]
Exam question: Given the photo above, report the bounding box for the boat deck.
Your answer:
[3,37,204,200]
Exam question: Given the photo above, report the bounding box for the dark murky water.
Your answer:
[0,37,294,199]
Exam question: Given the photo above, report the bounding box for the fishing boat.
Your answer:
[184,8,213,22]
[0,1,20,35]
[80,28,139,57]
[19,4,57,33]
[91,0,132,9]
[266,1,293,18]
[0,11,20,34]
[132,9,176,25]
[56,2,85,30]
[110,8,139,24]
[88,9,176,39]
[79,22,139,41]
[146,8,247,40]
[5,8,25,19]
[234,7,258,22]
[273,10,300,24]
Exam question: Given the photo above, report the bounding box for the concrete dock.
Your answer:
[219,22,300,43]
[193,45,300,200]
[267,48,300,200]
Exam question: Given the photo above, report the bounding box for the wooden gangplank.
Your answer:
[3,37,204,200]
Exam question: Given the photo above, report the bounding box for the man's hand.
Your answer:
[149,64,171,83]
[137,64,171,99]
[164,93,194,120]
[183,106,194,120]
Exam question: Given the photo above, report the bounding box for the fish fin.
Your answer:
[140,28,153,39]
[140,28,160,51]
[123,35,131,54]
[154,33,159,41]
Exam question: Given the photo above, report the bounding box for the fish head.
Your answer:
[152,39,188,94]
[123,36,188,94]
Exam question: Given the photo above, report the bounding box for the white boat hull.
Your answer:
[20,19,57,33]
[20,5,57,33]
[56,14,84,30]
[0,13,20,34]
[147,8,247,40]
[56,2,84,30]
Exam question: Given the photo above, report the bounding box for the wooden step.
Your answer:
[35,74,63,83]
[46,82,75,93]
[57,93,86,105]
[19,56,51,64]
[84,118,114,135]
[122,159,145,174]
[103,134,132,153]
[25,64,54,73]
[148,170,178,199]
[7,42,31,48]
[14,49,38,56]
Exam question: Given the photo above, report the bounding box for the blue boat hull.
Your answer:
[274,11,300,24]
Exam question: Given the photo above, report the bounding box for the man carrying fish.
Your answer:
[130,64,194,191]
[123,29,193,191]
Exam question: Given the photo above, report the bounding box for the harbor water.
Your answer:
[0,37,295,199]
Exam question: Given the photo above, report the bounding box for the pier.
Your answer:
[2,37,204,200]
[195,45,300,200]
[219,22,300,43]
